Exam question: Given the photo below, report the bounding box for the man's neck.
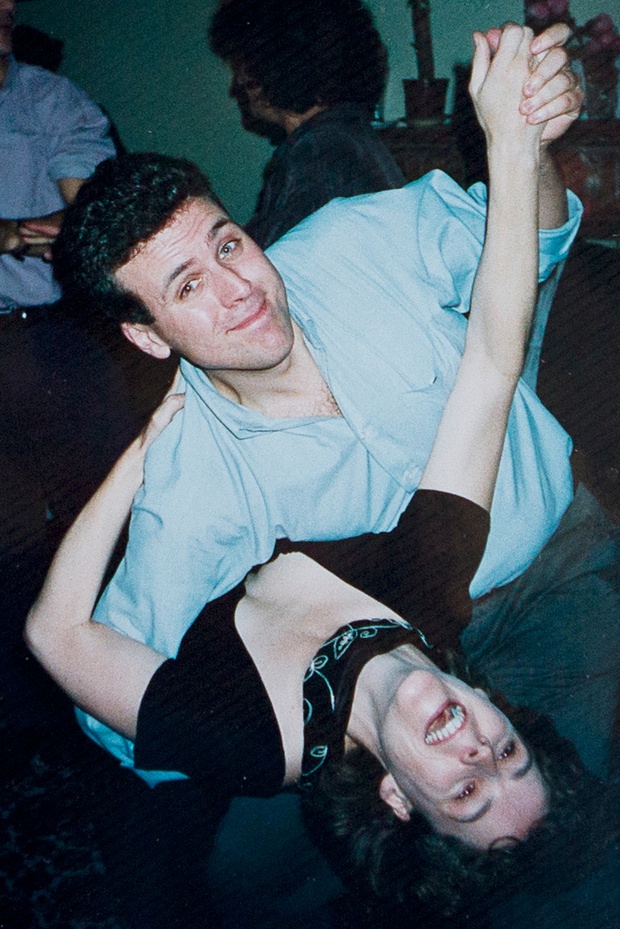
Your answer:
[282,104,328,136]
[208,321,341,419]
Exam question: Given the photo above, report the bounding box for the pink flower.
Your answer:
[548,0,569,16]
[589,13,615,35]
[527,1,552,21]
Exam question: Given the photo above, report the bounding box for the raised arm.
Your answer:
[419,25,543,509]
[485,22,583,230]
[24,387,185,740]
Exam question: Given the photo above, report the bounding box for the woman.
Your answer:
[25,27,607,916]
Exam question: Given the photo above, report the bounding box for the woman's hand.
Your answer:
[469,25,544,152]
[135,370,185,458]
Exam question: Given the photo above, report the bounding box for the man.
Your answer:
[53,23,613,784]
[0,0,120,723]
[209,0,405,247]
[0,0,115,308]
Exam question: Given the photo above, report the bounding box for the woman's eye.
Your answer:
[456,782,476,801]
[498,740,516,761]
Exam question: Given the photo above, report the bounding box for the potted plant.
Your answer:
[403,0,448,123]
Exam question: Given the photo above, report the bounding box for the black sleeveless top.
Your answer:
[134,491,489,798]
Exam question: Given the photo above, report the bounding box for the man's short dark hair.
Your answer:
[209,0,387,114]
[301,685,620,920]
[54,152,223,325]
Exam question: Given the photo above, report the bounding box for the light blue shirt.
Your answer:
[0,58,115,308]
[79,171,581,781]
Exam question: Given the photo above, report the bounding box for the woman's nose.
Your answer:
[461,737,496,769]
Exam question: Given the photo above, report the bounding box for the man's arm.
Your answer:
[14,74,115,259]
[17,178,87,259]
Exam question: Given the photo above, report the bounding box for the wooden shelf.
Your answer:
[551,120,620,242]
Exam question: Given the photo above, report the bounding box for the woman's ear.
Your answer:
[379,773,411,823]
[120,321,172,360]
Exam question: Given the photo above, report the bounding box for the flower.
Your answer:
[525,2,620,59]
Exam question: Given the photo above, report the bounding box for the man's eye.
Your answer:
[218,239,239,260]
[456,782,476,801]
[179,279,199,299]
[497,740,516,761]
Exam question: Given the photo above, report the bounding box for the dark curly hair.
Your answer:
[53,152,223,325]
[301,678,620,920]
[209,0,387,115]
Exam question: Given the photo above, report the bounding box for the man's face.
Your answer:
[228,61,285,141]
[0,0,15,57]
[115,197,294,375]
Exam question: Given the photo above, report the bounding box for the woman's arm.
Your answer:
[24,387,185,740]
[419,25,543,510]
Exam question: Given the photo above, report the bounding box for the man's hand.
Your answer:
[484,22,583,144]
[0,218,25,256]
[18,211,64,262]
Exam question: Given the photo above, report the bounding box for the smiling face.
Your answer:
[378,670,548,849]
[115,197,294,375]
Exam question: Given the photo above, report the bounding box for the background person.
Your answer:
[209,0,405,247]
[0,0,129,730]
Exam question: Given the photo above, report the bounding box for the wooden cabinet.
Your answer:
[377,123,465,186]
[552,120,620,242]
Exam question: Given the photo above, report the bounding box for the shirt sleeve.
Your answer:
[46,75,116,182]
[411,171,582,315]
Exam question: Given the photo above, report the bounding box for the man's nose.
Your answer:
[215,266,253,307]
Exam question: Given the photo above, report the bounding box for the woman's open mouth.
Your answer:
[425,703,466,745]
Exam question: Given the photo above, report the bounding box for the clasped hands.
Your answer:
[472,22,583,145]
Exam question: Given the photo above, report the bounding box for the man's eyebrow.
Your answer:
[207,216,233,239]
[449,751,534,824]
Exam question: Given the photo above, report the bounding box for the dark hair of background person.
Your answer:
[301,660,620,921]
[12,24,64,73]
[53,152,224,326]
[209,0,388,115]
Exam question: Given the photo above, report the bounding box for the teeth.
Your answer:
[425,704,465,744]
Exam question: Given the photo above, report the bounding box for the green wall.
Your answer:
[16,0,611,222]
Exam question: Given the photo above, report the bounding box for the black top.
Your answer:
[245,103,405,249]
[135,491,489,799]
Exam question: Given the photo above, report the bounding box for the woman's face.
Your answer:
[378,670,548,849]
